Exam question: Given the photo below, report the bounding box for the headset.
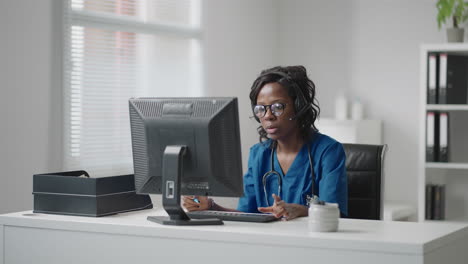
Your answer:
[251,70,312,123]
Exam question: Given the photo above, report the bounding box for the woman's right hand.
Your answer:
[182,196,211,211]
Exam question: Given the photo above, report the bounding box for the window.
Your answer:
[63,0,202,176]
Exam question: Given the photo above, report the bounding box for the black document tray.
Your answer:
[33,170,153,217]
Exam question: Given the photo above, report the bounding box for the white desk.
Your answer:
[1,209,468,264]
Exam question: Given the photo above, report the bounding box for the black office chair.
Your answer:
[342,143,387,220]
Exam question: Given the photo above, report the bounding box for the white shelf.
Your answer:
[426,162,468,169]
[421,43,468,53]
[418,44,468,222]
[426,104,468,111]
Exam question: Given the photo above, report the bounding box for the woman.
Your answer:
[183,66,347,220]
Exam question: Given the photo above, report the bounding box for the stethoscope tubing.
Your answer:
[262,143,315,206]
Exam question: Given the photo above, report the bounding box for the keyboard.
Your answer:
[186,210,278,223]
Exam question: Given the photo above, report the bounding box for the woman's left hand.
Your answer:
[258,194,308,220]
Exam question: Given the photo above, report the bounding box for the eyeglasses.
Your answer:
[253,103,287,118]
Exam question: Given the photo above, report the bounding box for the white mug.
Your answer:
[308,202,339,232]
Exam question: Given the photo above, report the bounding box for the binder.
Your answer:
[425,184,434,220]
[427,53,438,104]
[440,185,446,220]
[432,185,446,220]
[438,53,468,104]
[426,112,439,162]
[438,112,449,162]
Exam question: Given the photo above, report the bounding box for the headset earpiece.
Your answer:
[288,104,312,121]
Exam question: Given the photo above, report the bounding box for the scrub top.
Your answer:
[237,132,348,215]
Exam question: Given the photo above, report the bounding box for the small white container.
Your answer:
[351,99,364,120]
[308,202,339,232]
[334,94,348,120]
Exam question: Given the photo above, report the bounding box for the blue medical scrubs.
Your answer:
[237,132,348,215]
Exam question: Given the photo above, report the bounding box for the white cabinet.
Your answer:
[418,44,468,222]
[317,118,416,221]
[316,118,382,144]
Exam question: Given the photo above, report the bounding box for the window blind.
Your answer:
[63,0,202,177]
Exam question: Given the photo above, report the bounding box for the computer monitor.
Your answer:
[129,97,243,225]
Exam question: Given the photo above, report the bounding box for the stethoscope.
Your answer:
[262,143,315,206]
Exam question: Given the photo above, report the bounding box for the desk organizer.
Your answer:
[33,170,153,217]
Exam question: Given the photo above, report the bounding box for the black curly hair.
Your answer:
[249,65,320,143]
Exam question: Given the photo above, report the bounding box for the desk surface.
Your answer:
[1,208,467,256]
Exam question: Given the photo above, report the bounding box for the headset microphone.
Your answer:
[288,104,312,121]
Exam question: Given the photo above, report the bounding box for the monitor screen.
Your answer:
[129,97,243,225]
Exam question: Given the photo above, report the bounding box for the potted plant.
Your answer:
[437,0,468,42]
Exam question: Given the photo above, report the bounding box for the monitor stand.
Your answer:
[147,145,223,226]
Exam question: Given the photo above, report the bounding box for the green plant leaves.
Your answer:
[436,0,468,29]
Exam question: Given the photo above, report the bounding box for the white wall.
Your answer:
[278,0,444,215]
[0,0,450,217]
[0,0,63,214]
[202,0,278,168]
[152,0,279,209]
[277,0,355,116]
[0,0,277,212]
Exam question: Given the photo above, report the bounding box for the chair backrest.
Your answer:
[342,143,386,220]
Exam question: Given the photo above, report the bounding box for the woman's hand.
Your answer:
[258,194,308,220]
[182,196,211,211]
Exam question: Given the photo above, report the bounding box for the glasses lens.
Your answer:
[271,103,285,116]
[253,105,266,117]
